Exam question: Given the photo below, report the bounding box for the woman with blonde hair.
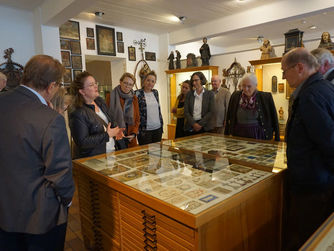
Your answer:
[109,72,140,147]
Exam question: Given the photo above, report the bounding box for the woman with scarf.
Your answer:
[109,73,140,147]
[224,73,279,141]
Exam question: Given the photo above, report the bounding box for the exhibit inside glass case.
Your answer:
[73,134,286,250]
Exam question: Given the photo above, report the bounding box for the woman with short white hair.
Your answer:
[224,73,280,141]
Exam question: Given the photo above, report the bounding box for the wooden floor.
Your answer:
[64,184,86,251]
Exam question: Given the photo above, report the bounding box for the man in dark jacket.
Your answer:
[282,48,334,250]
[0,55,75,250]
[311,48,334,83]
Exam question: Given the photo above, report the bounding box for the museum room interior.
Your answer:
[0,0,334,250]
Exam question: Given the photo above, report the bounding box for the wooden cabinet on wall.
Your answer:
[165,66,219,140]
[73,134,286,250]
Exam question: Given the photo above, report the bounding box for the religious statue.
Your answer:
[199,37,211,66]
[167,51,174,70]
[175,50,181,69]
[260,39,273,60]
[186,53,198,68]
[318,32,334,50]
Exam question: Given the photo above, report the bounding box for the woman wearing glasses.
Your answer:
[109,72,140,147]
[69,71,124,159]
[224,73,279,141]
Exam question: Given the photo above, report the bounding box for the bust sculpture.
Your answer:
[318,32,334,50]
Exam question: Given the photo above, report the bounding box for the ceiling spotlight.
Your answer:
[309,25,317,30]
[301,20,307,24]
[95,11,104,17]
[178,16,187,22]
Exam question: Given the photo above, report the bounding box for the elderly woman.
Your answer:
[135,71,163,145]
[184,72,215,135]
[224,73,279,141]
[69,71,124,159]
[172,80,191,138]
[109,73,140,148]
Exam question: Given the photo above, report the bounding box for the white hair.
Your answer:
[311,48,334,66]
[240,73,257,87]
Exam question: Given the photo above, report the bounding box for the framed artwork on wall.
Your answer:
[60,40,70,50]
[117,41,124,53]
[278,83,284,93]
[128,46,136,61]
[63,68,72,83]
[86,27,94,38]
[86,38,95,50]
[96,25,116,56]
[70,41,81,55]
[61,51,71,67]
[71,55,82,69]
[271,76,277,92]
[116,32,123,41]
[59,20,80,40]
[73,69,82,80]
[145,52,156,61]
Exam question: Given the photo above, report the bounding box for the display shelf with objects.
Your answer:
[166,66,218,139]
[73,134,285,250]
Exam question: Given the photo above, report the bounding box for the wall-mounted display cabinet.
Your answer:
[165,66,219,139]
[73,134,286,250]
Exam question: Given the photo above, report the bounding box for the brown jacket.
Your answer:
[120,95,140,147]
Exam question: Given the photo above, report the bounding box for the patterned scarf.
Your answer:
[239,91,257,110]
[109,85,134,128]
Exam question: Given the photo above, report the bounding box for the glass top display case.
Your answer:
[162,133,287,173]
[80,143,273,215]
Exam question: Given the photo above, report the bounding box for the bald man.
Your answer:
[0,72,7,92]
[282,48,334,250]
[210,75,231,133]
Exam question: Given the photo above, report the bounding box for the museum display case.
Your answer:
[300,212,334,251]
[165,66,219,139]
[73,134,285,250]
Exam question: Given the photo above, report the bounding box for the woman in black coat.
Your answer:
[69,71,124,159]
[224,73,279,141]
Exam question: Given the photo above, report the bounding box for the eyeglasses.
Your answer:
[85,82,98,88]
[55,81,64,87]
[282,64,297,77]
[122,81,134,87]
[192,78,201,82]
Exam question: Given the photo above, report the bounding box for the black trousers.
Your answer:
[0,223,67,251]
[138,127,162,145]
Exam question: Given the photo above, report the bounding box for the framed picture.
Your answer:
[117,41,124,53]
[63,68,72,83]
[61,51,71,67]
[60,39,70,50]
[145,52,156,61]
[278,83,284,93]
[59,20,80,40]
[96,25,116,56]
[286,82,295,99]
[86,38,95,50]
[271,76,277,92]
[70,41,81,55]
[284,29,303,53]
[86,27,94,38]
[71,55,82,69]
[128,46,136,61]
[73,69,82,80]
[116,32,123,41]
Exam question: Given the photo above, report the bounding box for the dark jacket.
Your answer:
[70,97,117,159]
[286,72,334,188]
[224,90,280,141]
[0,86,74,234]
[135,89,163,132]
[184,88,215,131]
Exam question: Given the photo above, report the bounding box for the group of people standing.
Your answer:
[69,70,164,159]
[172,71,280,142]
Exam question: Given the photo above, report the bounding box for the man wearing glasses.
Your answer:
[281,48,334,250]
[0,55,74,250]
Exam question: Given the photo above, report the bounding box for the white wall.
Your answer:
[0,5,35,65]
